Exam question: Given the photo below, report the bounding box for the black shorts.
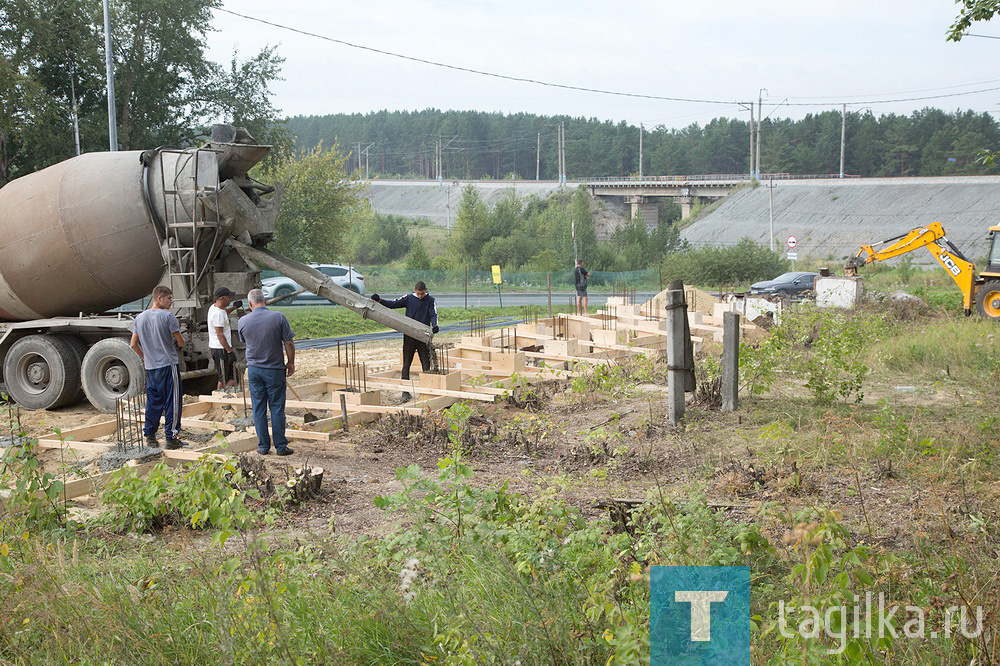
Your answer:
[576,286,588,298]
[212,349,236,384]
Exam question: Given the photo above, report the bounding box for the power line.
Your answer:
[215,6,1000,112]
[215,7,740,105]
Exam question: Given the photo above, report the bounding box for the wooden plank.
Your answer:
[181,417,236,431]
[324,377,497,402]
[52,420,117,442]
[35,438,117,453]
[196,395,424,415]
[162,450,232,463]
[287,381,330,396]
[182,401,213,417]
[353,375,508,396]
[301,410,376,431]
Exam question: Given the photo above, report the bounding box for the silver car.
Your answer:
[261,264,365,304]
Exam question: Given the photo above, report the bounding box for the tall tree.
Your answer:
[261,143,361,263]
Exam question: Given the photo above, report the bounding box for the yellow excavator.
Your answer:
[845,221,1000,320]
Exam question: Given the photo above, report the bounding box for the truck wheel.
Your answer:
[55,335,89,406]
[81,339,144,414]
[976,280,1000,320]
[3,335,83,410]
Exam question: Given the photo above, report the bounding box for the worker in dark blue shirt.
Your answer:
[372,281,439,400]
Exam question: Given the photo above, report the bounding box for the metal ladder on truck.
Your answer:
[157,148,222,308]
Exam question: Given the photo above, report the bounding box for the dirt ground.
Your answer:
[7,336,996,556]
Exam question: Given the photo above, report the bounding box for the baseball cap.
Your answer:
[214,287,236,300]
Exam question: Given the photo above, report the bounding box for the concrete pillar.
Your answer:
[666,289,687,424]
[675,195,695,219]
[625,195,659,229]
[721,311,740,411]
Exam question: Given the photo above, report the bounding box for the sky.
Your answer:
[203,0,1000,129]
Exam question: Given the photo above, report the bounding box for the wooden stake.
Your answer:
[339,393,349,432]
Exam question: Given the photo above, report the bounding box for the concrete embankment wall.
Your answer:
[680,177,1000,265]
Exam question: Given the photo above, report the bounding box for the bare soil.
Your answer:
[10,343,997,557]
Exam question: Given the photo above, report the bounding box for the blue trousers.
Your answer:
[144,365,181,440]
[247,366,288,452]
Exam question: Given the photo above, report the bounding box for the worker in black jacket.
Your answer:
[371,281,440,399]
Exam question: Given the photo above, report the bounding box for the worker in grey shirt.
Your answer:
[130,285,185,449]
[237,288,296,456]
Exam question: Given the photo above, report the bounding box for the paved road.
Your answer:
[284,291,658,308]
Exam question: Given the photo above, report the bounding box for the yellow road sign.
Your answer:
[491,265,502,285]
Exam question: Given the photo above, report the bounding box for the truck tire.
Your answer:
[55,334,89,406]
[976,280,1000,320]
[3,335,83,410]
[274,286,295,304]
[81,338,145,414]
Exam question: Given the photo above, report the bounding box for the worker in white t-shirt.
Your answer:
[208,287,241,389]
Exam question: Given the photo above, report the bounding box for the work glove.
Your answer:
[371,293,381,302]
[432,325,439,334]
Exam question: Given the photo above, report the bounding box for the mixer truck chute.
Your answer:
[0,126,432,413]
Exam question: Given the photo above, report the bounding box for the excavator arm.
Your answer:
[846,221,978,314]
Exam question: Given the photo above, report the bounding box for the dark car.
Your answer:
[749,271,819,296]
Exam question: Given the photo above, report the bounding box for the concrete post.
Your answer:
[668,279,695,393]
[675,195,695,219]
[721,311,740,411]
[666,289,686,424]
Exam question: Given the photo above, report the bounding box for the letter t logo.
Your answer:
[675,591,729,641]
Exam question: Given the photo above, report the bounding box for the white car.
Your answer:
[261,264,365,304]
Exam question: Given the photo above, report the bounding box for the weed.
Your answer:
[97,457,277,545]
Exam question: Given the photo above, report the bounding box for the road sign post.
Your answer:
[492,264,503,308]
[786,237,798,269]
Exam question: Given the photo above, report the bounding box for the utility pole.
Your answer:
[748,103,755,176]
[102,0,118,151]
[558,122,566,186]
[638,123,643,178]
[70,74,81,155]
[357,142,361,174]
[839,103,847,179]
[768,178,775,251]
[360,142,374,180]
[755,90,764,178]
[536,132,540,181]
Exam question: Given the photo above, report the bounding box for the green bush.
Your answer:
[98,457,276,544]
[661,238,789,287]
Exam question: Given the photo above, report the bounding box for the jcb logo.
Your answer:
[940,252,962,277]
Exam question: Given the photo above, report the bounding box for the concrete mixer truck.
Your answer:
[0,125,432,413]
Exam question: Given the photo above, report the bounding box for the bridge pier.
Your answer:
[675,195,695,219]
[625,196,659,230]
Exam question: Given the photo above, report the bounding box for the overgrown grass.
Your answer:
[3,304,999,664]
[868,317,1000,389]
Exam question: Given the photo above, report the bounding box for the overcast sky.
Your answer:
[204,0,1000,129]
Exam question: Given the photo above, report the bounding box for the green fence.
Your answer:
[264,267,665,293]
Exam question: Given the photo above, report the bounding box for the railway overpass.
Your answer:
[582,173,849,225]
